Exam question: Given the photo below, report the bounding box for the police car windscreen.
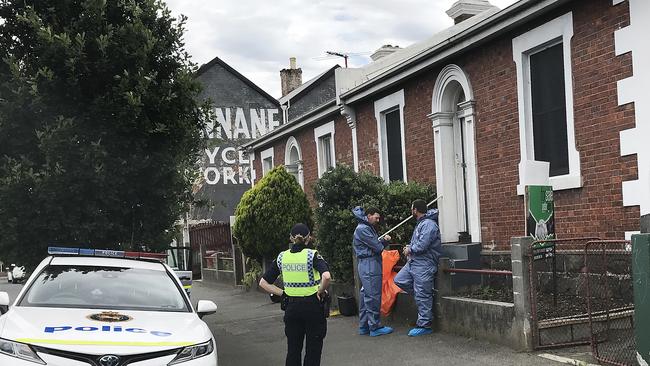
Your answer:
[18,265,190,312]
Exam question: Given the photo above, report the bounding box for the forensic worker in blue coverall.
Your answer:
[352,206,394,337]
[394,199,442,337]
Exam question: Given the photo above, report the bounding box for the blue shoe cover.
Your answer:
[408,327,433,337]
[359,328,370,335]
[370,326,394,337]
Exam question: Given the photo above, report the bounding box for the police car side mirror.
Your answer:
[0,292,9,315]
[196,300,217,319]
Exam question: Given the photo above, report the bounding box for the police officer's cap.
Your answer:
[290,223,310,237]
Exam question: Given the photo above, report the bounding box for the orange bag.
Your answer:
[381,250,402,317]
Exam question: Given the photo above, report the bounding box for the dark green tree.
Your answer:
[233,166,313,264]
[0,0,213,268]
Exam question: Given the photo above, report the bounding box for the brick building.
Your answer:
[244,0,648,250]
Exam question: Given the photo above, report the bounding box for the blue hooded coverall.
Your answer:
[352,207,387,332]
[394,209,442,328]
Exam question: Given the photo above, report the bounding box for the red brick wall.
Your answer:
[253,0,639,249]
[403,75,437,185]
[350,0,638,249]
[251,113,349,204]
[334,116,354,167]
[355,101,380,174]
[457,35,523,250]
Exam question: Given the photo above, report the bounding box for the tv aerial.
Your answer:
[313,51,370,68]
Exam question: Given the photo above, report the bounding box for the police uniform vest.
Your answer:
[278,248,321,297]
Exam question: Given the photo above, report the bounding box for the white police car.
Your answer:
[0,247,218,365]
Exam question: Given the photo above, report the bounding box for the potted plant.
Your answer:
[337,293,357,316]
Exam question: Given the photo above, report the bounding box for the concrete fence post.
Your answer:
[635,214,649,365]
[511,236,534,351]
[437,257,453,297]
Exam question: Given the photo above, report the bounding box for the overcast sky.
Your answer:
[164,0,518,98]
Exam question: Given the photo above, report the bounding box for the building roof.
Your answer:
[245,0,570,150]
[339,0,567,102]
[196,56,280,106]
[358,7,499,83]
[279,65,340,104]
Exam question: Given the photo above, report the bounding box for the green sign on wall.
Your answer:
[526,185,555,260]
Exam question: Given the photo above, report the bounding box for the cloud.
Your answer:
[164,0,518,98]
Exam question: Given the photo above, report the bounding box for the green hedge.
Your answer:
[313,165,436,284]
[233,166,313,262]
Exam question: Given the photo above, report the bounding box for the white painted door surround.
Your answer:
[429,64,481,243]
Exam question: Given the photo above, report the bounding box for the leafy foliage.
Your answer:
[233,166,313,262]
[241,257,262,290]
[0,0,214,268]
[313,165,435,284]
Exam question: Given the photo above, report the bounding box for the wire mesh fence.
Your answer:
[585,240,636,366]
[529,238,600,349]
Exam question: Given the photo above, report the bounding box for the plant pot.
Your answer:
[337,295,357,316]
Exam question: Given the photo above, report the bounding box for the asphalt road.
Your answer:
[0,279,567,365]
[192,281,559,366]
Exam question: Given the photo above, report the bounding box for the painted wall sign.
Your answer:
[202,107,280,186]
[191,58,282,222]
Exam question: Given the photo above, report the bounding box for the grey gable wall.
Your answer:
[192,59,281,222]
[197,62,279,112]
[287,73,336,121]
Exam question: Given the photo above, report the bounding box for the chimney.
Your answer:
[446,0,496,24]
[280,57,303,97]
[370,45,402,61]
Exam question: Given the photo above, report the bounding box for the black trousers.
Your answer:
[284,298,327,366]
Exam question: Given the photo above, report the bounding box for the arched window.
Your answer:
[285,137,304,188]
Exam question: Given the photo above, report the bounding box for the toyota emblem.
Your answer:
[99,355,121,366]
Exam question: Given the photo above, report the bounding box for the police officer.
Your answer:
[259,223,331,366]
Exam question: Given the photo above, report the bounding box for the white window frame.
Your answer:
[374,89,407,183]
[513,12,581,195]
[285,136,304,189]
[261,147,274,176]
[314,121,336,178]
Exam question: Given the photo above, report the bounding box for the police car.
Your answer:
[0,247,218,365]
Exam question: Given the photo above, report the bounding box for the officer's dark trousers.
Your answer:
[284,297,327,366]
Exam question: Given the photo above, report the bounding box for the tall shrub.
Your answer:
[314,165,436,284]
[233,166,313,263]
[313,165,383,284]
[376,181,437,245]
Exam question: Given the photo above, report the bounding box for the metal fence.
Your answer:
[529,237,601,349]
[585,240,635,366]
[189,222,237,280]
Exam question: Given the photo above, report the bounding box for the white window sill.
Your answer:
[517,174,582,195]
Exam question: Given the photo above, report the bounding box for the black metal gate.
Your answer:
[529,237,600,349]
[585,240,636,366]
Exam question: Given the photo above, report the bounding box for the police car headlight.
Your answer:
[168,339,214,365]
[0,338,45,364]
